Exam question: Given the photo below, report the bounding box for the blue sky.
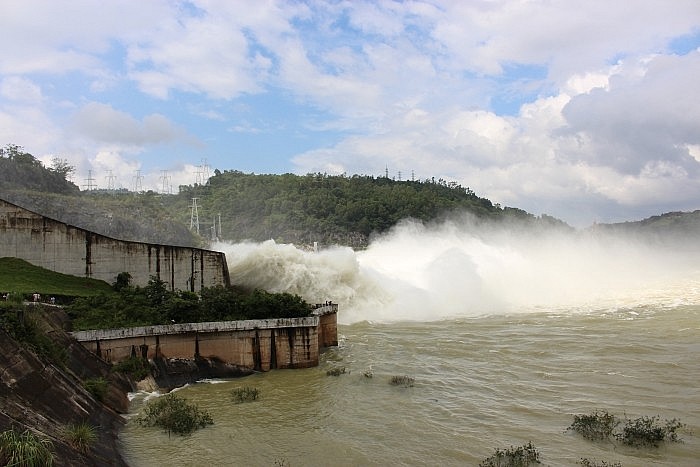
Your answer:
[1,1,699,227]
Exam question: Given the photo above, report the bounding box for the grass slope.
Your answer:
[0,257,113,297]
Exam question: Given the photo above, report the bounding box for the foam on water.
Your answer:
[214,216,700,324]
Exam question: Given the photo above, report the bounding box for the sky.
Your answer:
[1,1,699,228]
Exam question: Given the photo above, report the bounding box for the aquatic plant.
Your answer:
[389,375,414,387]
[567,411,685,447]
[136,393,213,436]
[578,458,622,467]
[0,428,55,466]
[326,366,346,376]
[62,422,97,453]
[479,441,541,466]
[231,386,260,403]
[567,411,619,441]
[616,415,685,447]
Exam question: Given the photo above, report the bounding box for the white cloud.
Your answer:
[0,76,43,103]
[0,1,172,75]
[71,102,192,146]
[1,0,700,226]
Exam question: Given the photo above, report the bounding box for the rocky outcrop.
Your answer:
[0,307,130,466]
[150,356,254,391]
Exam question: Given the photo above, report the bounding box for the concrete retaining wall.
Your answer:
[72,311,338,371]
[0,198,229,291]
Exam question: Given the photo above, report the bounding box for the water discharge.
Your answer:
[121,217,700,466]
[215,216,700,324]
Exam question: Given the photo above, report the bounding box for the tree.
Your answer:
[0,144,40,166]
[49,156,76,180]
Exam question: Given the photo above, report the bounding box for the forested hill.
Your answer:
[3,144,698,249]
[0,145,568,248]
[179,170,568,248]
[590,210,700,242]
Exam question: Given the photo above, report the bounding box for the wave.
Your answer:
[214,217,700,324]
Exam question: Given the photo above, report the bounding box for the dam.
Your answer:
[0,197,229,291]
[1,196,340,372]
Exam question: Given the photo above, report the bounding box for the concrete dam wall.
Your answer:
[0,198,229,291]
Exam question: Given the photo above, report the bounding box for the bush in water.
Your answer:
[578,459,622,467]
[231,387,260,403]
[567,411,686,447]
[326,366,346,376]
[567,411,619,441]
[479,441,540,466]
[389,375,414,387]
[136,393,213,436]
[616,415,685,447]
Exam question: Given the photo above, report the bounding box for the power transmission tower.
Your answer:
[189,198,200,234]
[133,170,144,193]
[83,170,97,191]
[106,170,116,191]
[195,158,210,185]
[159,170,171,194]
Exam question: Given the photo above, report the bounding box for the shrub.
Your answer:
[0,307,67,368]
[0,428,55,466]
[83,377,109,402]
[231,386,260,403]
[389,375,414,387]
[326,367,346,376]
[112,356,150,381]
[579,458,622,467]
[567,411,619,441]
[616,415,685,447]
[136,393,213,436]
[479,441,541,466]
[62,422,97,453]
[568,412,685,448]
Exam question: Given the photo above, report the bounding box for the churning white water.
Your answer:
[121,217,700,466]
[216,217,700,323]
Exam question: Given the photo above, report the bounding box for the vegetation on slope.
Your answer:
[0,144,79,195]
[0,257,113,299]
[591,210,700,243]
[2,143,568,249]
[67,274,312,330]
[180,170,568,247]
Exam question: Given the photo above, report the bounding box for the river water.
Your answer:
[119,219,700,466]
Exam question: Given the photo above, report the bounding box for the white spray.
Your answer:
[213,216,700,324]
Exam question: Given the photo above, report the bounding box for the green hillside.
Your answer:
[179,170,568,247]
[0,257,113,298]
[2,144,567,248]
